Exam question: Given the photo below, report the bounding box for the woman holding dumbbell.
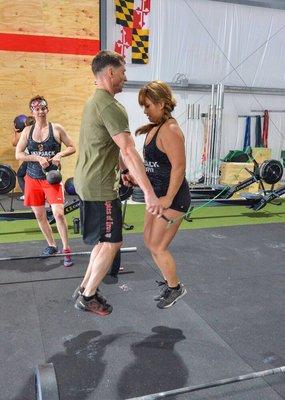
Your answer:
[15,95,76,266]
[12,115,36,200]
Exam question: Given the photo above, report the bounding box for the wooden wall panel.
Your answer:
[0,0,100,185]
[0,52,95,181]
[0,0,99,38]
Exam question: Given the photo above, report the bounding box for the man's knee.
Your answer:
[112,241,123,252]
[103,241,122,254]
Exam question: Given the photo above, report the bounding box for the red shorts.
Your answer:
[24,175,64,207]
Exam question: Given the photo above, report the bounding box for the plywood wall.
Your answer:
[0,0,100,183]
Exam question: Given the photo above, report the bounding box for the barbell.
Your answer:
[127,366,285,399]
[34,362,285,400]
[0,247,137,263]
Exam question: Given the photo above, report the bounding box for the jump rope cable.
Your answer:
[162,151,268,227]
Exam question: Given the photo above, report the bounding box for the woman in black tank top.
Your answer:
[15,95,76,266]
[136,81,190,309]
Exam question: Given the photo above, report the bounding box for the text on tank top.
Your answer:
[26,122,61,179]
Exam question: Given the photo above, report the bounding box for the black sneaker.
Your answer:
[75,295,112,316]
[72,285,84,301]
[42,246,59,256]
[154,280,168,301]
[72,286,107,304]
[156,285,187,309]
[95,288,107,305]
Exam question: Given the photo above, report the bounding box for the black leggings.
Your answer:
[17,162,28,193]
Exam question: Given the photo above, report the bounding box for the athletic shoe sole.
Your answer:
[157,288,187,309]
[64,260,74,267]
[74,301,113,316]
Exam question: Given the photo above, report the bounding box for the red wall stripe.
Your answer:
[0,33,100,56]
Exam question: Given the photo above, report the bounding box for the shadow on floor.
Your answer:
[12,330,121,400]
[117,325,188,399]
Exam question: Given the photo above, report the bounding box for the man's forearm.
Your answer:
[119,152,127,171]
[121,148,154,195]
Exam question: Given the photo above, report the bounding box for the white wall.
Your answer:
[117,88,285,181]
[107,0,285,87]
[107,0,285,179]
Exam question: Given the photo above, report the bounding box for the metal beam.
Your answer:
[99,0,107,50]
[124,81,285,96]
[210,0,285,10]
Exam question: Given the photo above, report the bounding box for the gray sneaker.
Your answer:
[42,246,58,256]
[156,285,187,309]
[154,280,168,301]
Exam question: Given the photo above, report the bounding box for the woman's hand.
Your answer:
[121,172,137,187]
[37,156,50,169]
[158,195,173,210]
[49,153,61,166]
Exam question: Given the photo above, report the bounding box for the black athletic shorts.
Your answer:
[79,198,122,245]
[154,180,191,213]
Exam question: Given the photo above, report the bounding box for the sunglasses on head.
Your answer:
[30,99,48,111]
[31,106,48,112]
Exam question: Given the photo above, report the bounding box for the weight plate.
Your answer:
[259,159,283,184]
[35,363,60,400]
[0,164,16,195]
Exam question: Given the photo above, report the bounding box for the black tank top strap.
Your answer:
[28,124,35,139]
[153,118,174,138]
[48,122,55,140]
[29,122,54,142]
[155,120,168,135]
[146,120,166,144]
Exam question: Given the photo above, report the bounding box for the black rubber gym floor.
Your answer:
[0,224,284,400]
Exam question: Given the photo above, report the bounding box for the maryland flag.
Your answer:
[132,28,149,64]
[115,0,134,28]
[114,0,151,64]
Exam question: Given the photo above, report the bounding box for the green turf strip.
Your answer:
[0,201,285,244]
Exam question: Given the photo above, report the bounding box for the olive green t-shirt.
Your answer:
[74,89,130,200]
